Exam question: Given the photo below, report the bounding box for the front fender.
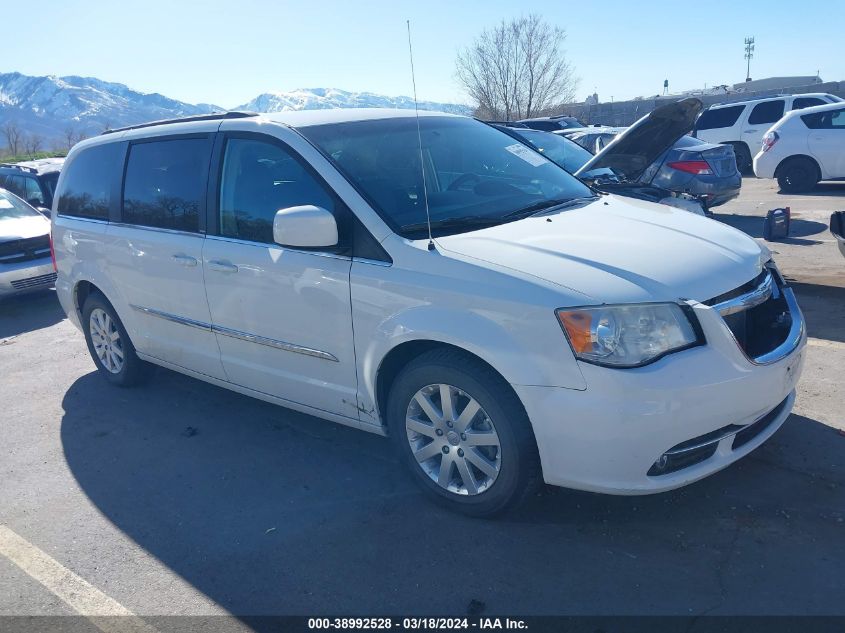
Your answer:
[355,303,587,425]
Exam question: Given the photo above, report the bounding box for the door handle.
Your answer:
[208,259,239,273]
[172,254,198,267]
[743,129,758,133]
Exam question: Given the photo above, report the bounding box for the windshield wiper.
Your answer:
[401,196,599,237]
[502,196,598,219]
[401,216,506,235]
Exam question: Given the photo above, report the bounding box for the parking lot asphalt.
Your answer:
[1,178,843,620]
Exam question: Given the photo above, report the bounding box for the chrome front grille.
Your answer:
[10,272,57,290]
[706,264,804,364]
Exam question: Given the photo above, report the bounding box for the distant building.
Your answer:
[584,92,599,106]
[732,75,822,92]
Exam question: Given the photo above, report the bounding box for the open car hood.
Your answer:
[575,98,703,182]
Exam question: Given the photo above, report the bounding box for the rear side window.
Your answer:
[695,105,744,130]
[802,108,845,130]
[57,143,120,220]
[122,137,210,232]
[792,97,825,110]
[218,137,335,244]
[748,100,785,125]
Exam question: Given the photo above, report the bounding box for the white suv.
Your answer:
[52,109,806,516]
[753,102,845,192]
[694,93,842,172]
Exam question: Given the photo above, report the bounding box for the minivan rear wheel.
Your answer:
[777,157,819,193]
[386,349,540,517]
[82,294,153,386]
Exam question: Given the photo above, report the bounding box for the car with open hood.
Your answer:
[52,108,805,516]
[491,121,707,215]
[566,98,742,210]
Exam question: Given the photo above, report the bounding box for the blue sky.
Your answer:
[5,0,843,108]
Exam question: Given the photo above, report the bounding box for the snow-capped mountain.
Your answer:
[0,72,470,149]
[236,88,470,115]
[0,72,221,143]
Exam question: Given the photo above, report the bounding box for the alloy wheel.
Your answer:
[89,308,124,374]
[405,383,501,495]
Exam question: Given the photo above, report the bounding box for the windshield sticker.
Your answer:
[0,199,13,209]
[505,143,548,167]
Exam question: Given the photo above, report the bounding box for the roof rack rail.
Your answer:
[101,111,259,135]
[0,163,38,173]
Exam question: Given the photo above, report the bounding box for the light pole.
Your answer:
[744,37,755,82]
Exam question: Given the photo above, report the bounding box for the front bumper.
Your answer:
[516,292,806,495]
[0,257,56,297]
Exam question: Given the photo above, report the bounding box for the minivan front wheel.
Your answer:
[387,349,540,517]
[82,294,152,386]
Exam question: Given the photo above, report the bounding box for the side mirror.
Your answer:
[273,205,338,249]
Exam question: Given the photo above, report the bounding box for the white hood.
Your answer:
[435,195,766,304]
[0,214,50,242]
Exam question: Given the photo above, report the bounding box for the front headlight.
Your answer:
[556,303,702,368]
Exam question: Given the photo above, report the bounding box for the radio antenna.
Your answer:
[406,19,435,251]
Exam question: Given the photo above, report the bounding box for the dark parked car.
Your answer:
[561,99,742,209]
[0,158,65,215]
[517,115,585,132]
[831,211,845,259]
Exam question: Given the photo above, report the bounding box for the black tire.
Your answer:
[386,348,541,517]
[731,142,753,174]
[777,157,819,193]
[81,293,153,386]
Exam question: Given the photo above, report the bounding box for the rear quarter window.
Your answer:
[695,105,745,130]
[792,97,826,110]
[748,100,785,125]
[57,143,121,220]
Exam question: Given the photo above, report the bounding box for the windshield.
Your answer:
[0,190,42,220]
[300,116,593,238]
[507,128,593,173]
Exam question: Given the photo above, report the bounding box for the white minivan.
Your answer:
[52,109,806,516]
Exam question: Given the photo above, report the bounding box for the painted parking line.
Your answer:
[807,337,845,351]
[0,525,157,633]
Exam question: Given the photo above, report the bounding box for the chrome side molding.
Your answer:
[212,324,339,362]
[130,305,212,331]
[130,304,338,362]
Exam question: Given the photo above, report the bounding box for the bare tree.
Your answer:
[456,14,578,120]
[2,121,24,156]
[24,134,43,157]
[63,126,79,151]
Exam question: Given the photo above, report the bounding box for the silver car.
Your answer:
[0,189,56,298]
